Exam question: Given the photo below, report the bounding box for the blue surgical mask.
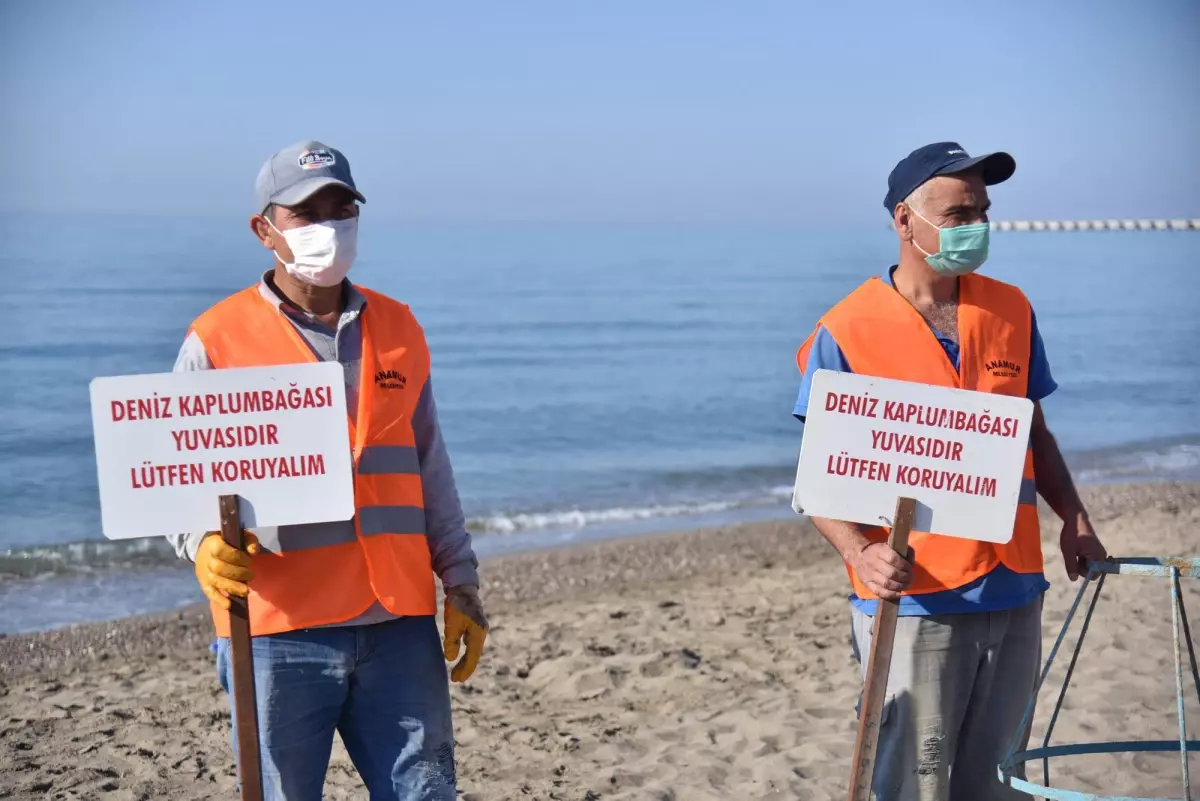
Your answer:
[910,207,990,276]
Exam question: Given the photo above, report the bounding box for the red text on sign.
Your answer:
[210,454,326,482]
[171,424,280,452]
[825,453,998,499]
[824,392,879,418]
[109,384,336,423]
[895,466,997,498]
[826,452,892,482]
[870,430,964,461]
[131,461,204,488]
[881,401,1019,438]
[178,385,334,417]
[111,395,173,422]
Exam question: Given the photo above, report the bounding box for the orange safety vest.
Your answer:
[796,274,1043,600]
[190,285,437,636]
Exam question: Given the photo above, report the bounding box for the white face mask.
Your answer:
[265,216,359,287]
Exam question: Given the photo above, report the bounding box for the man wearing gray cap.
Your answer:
[166,141,487,800]
[792,143,1107,799]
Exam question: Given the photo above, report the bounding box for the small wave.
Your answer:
[468,494,787,535]
[0,537,181,579]
[1071,437,1200,484]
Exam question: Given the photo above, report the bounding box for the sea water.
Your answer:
[2,216,1197,632]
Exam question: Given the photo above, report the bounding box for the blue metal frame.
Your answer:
[998,557,1200,801]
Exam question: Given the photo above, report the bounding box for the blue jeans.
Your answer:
[216,615,455,801]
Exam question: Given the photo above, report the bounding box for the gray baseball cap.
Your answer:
[255,140,366,211]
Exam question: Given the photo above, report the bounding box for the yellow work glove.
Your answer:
[443,585,489,683]
[194,531,260,610]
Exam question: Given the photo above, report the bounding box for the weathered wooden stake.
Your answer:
[219,494,264,801]
[847,496,917,801]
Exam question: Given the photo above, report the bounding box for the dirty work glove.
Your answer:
[443,585,489,683]
[194,531,260,610]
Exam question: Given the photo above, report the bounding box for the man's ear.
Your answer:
[894,204,914,242]
[249,214,274,249]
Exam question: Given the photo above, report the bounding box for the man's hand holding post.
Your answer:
[851,542,914,601]
[194,531,261,610]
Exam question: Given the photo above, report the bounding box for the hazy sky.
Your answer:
[3,1,1198,222]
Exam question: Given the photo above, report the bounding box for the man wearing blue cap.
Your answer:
[166,141,488,800]
[792,143,1107,799]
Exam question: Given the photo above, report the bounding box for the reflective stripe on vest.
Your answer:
[190,285,438,636]
[796,274,1044,599]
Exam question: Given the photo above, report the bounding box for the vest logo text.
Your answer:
[374,369,407,390]
[985,359,1022,378]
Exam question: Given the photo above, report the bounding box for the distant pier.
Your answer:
[888,218,1199,232]
[991,219,1199,231]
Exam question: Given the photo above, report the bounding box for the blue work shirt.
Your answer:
[794,268,1055,616]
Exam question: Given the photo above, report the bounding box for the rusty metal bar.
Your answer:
[845,496,915,801]
[219,494,264,801]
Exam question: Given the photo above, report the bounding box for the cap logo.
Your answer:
[298,149,336,170]
[946,149,966,156]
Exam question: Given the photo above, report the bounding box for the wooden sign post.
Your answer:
[220,495,263,801]
[846,496,915,801]
[791,370,1035,799]
[88,363,357,801]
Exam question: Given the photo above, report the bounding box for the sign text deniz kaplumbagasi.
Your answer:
[821,389,1023,499]
[91,362,355,539]
[109,384,337,489]
[793,370,1033,543]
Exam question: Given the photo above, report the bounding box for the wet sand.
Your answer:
[2,482,1198,800]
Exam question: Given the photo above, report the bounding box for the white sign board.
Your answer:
[90,362,355,539]
[792,369,1033,543]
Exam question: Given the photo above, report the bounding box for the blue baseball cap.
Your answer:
[883,142,1015,214]
[255,140,366,212]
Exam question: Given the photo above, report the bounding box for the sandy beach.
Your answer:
[2,481,1198,800]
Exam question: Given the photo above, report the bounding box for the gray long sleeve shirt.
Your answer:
[166,276,479,626]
